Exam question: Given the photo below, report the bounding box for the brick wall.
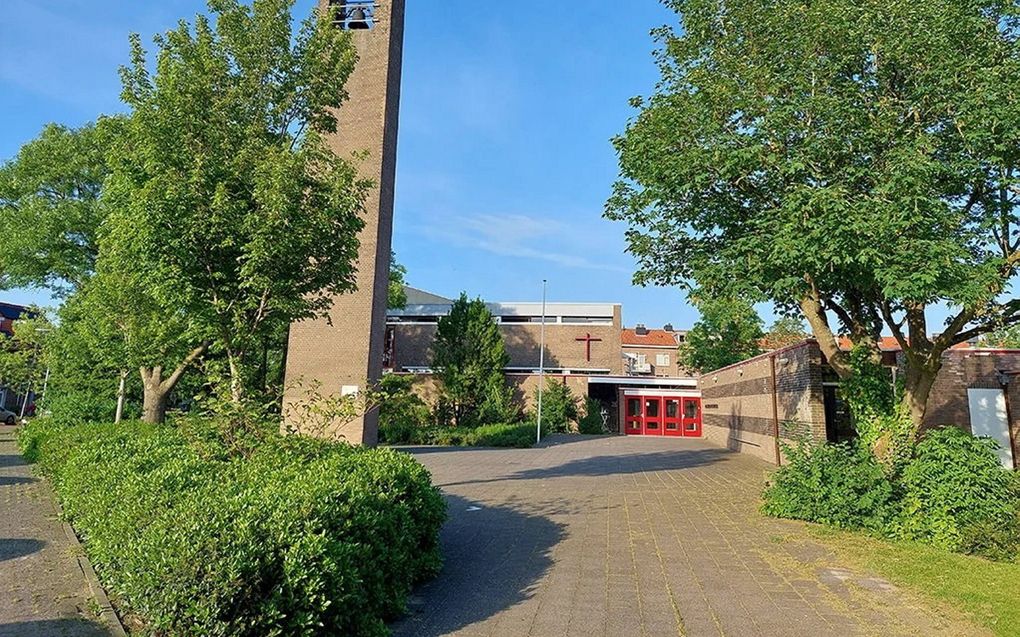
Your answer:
[390,305,623,375]
[699,341,826,464]
[621,345,682,377]
[282,0,405,445]
[923,350,1020,466]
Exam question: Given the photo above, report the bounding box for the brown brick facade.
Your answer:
[699,341,827,464]
[282,0,405,444]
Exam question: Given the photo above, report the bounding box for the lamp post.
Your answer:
[536,279,547,445]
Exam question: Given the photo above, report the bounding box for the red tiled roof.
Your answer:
[621,329,678,347]
[836,336,973,351]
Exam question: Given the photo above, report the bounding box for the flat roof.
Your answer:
[388,301,619,319]
[588,375,699,388]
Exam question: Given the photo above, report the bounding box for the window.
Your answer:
[684,400,699,419]
[627,398,641,417]
[656,353,670,367]
[645,399,659,417]
[666,399,679,418]
[636,354,647,366]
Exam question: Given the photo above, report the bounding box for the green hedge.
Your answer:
[19,418,446,637]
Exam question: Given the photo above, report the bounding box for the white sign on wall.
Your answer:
[967,388,1015,469]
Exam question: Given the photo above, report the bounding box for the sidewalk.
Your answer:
[0,424,116,637]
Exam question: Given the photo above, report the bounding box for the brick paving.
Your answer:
[0,425,113,637]
[391,435,984,637]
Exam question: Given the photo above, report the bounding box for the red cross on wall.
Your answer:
[575,332,602,362]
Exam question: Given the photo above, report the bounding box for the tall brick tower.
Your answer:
[282,0,405,445]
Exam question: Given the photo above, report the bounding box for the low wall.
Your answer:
[699,341,826,464]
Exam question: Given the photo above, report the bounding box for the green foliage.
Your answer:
[677,296,763,373]
[388,252,408,310]
[761,316,809,350]
[18,418,445,636]
[577,397,607,435]
[0,118,123,295]
[534,379,579,434]
[377,374,431,444]
[430,293,510,426]
[762,438,896,532]
[607,0,1020,423]
[44,391,121,426]
[0,313,51,396]
[104,0,367,403]
[476,382,521,427]
[979,325,1020,349]
[430,422,535,448]
[894,427,1018,554]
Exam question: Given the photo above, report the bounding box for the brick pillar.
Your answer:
[281,0,405,445]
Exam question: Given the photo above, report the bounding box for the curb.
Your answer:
[58,514,128,637]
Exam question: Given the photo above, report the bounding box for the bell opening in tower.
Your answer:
[328,0,374,29]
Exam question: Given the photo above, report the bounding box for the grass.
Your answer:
[808,525,1020,636]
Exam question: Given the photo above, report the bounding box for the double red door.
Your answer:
[624,395,702,437]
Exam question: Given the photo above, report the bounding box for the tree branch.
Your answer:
[160,341,211,393]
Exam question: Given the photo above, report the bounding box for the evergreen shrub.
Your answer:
[18,418,445,637]
[762,437,896,532]
[577,397,607,435]
[893,427,1018,554]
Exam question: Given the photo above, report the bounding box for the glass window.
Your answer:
[645,399,659,417]
[683,400,699,419]
[666,399,679,418]
[627,398,641,417]
[647,421,659,429]
[666,422,678,429]
[636,354,647,365]
[656,353,670,366]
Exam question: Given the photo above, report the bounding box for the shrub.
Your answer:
[44,390,121,425]
[377,374,431,444]
[893,427,1018,553]
[533,379,578,433]
[468,422,536,448]
[476,383,521,426]
[762,437,896,532]
[19,418,445,636]
[577,397,607,435]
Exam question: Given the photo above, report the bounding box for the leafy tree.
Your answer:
[678,296,764,373]
[0,312,52,414]
[388,251,408,310]
[762,316,810,350]
[0,118,123,295]
[577,397,607,435]
[430,293,509,426]
[105,0,367,406]
[534,378,579,434]
[607,0,1020,433]
[979,325,1020,348]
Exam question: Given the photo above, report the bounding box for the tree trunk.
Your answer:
[140,366,170,424]
[900,359,940,429]
[226,349,244,405]
[138,342,211,424]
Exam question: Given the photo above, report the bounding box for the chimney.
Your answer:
[663,323,673,332]
[635,324,648,336]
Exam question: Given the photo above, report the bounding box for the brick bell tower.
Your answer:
[282,0,405,445]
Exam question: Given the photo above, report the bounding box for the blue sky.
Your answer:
[0,0,718,330]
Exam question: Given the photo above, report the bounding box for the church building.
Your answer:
[384,288,702,436]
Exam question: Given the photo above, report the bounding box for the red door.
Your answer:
[663,397,683,436]
[681,397,702,437]
[642,397,663,436]
[624,397,643,435]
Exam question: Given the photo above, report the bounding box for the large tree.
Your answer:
[430,293,510,426]
[678,296,764,373]
[608,0,1020,431]
[0,118,124,295]
[105,0,367,406]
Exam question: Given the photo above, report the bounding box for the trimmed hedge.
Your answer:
[19,418,446,637]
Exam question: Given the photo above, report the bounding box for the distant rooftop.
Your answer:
[403,286,453,306]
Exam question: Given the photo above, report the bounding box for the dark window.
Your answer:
[666,400,679,418]
[645,399,659,417]
[683,400,699,419]
[627,398,641,417]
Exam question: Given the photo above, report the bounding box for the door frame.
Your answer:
[620,390,702,437]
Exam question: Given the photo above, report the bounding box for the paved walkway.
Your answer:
[391,435,983,637]
[0,425,114,637]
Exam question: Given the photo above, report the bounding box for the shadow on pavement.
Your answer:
[389,494,564,637]
[0,539,45,563]
[0,618,112,637]
[0,476,37,487]
[508,448,731,481]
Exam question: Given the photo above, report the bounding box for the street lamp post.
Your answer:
[536,279,547,445]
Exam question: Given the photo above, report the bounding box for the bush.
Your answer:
[577,397,607,435]
[762,438,896,532]
[19,418,446,636]
[533,379,578,433]
[468,422,536,448]
[43,390,121,425]
[377,374,431,444]
[893,427,1019,554]
[476,383,521,426]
